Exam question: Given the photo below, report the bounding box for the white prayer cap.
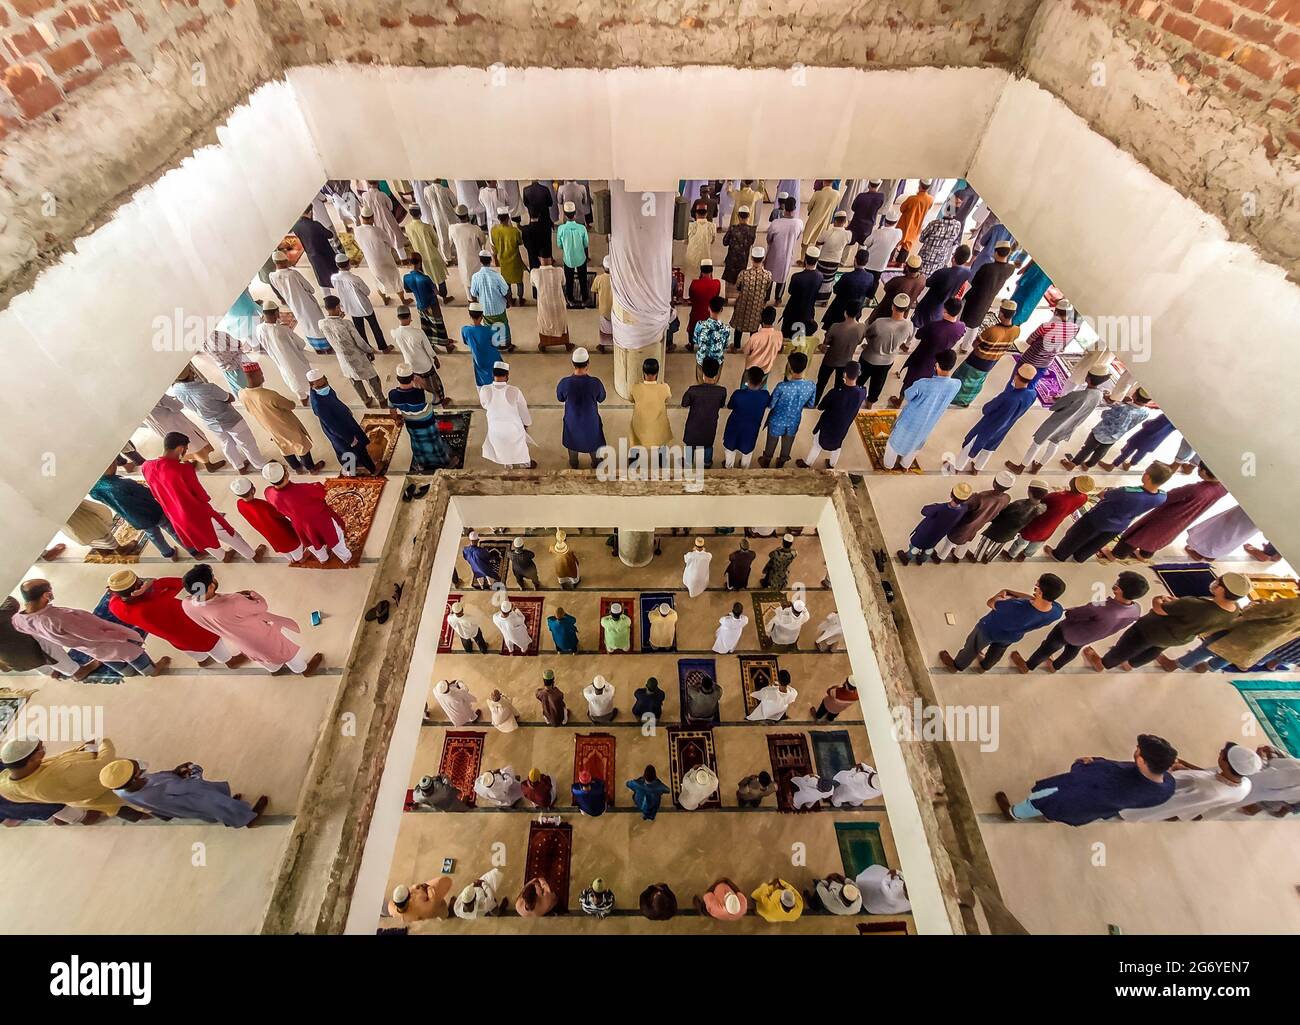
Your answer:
[593,674,608,687]
[468,530,480,541]
[563,201,576,212]
[805,246,822,259]
[883,206,901,220]
[779,889,797,909]
[306,368,326,382]
[395,362,413,377]
[867,177,883,185]
[783,532,794,542]
[435,679,450,694]
[905,253,923,269]
[792,599,806,614]
[833,209,848,219]
[458,885,477,904]
[591,877,606,893]
[999,298,1017,312]
[1227,744,1263,776]
[455,204,469,215]
[750,245,765,258]
[694,536,705,549]
[500,600,513,612]
[451,601,464,614]
[602,256,610,270]
[841,882,861,902]
[658,602,672,615]
[1055,298,1072,313]
[272,250,289,261]
[392,885,410,905]
[334,253,350,264]
[260,299,279,312]
[416,776,434,790]
[737,205,751,214]
[776,191,789,200]
[477,772,494,788]
[892,293,911,309]
[478,248,493,258]
[262,461,287,484]
[700,258,713,268]
[1,738,38,763]
[512,537,524,548]
[493,361,510,372]
[994,469,1016,488]
[359,205,373,217]
[467,301,484,313]
[609,602,622,614]
[1028,478,1049,491]
[724,892,742,915]
[230,477,254,497]
[692,767,712,785]
[496,205,509,215]
[919,178,934,186]
[994,239,1014,251]
[859,865,910,914]
[571,346,589,363]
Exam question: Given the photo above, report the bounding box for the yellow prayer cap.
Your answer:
[528,767,542,783]
[99,759,136,789]
[106,570,139,593]
[1073,475,1097,494]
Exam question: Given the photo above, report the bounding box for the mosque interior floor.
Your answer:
[5,190,1297,934]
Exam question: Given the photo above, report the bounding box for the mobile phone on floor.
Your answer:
[310,610,322,627]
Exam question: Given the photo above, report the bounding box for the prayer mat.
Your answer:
[317,476,386,569]
[499,595,544,655]
[525,823,573,912]
[335,230,363,265]
[676,658,718,725]
[82,515,147,564]
[573,732,616,807]
[766,732,813,813]
[1231,680,1300,758]
[835,821,887,878]
[360,412,404,476]
[750,591,790,652]
[437,730,485,807]
[598,596,636,654]
[275,235,304,266]
[1153,562,1215,598]
[812,729,856,780]
[0,694,28,737]
[857,921,910,935]
[1247,575,1300,603]
[667,726,721,809]
[436,592,464,654]
[853,409,923,474]
[738,655,779,715]
[640,591,677,652]
[435,411,471,470]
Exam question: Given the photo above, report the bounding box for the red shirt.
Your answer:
[265,481,343,548]
[1020,490,1088,542]
[236,496,300,553]
[108,577,220,653]
[687,276,722,335]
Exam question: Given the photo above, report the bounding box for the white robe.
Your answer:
[682,550,712,597]
[454,180,484,220]
[478,185,502,221]
[856,865,911,915]
[353,223,403,295]
[268,267,326,340]
[583,683,616,718]
[678,765,719,810]
[791,773,829,810]
[832,766,882,807]
[423,182,458,262]
[253,322,313,400]
[816,878,863,915]
[712,613,748,654]
[479,383,534,466]
[449,222,486,295]
[488,696,518,733]
[359,186,406,255]
[765,607,809,646]
[474,766,524,807]
[434,681,479,726]
[492,608,532,652]
[453,867,502,919]
[815,613,843,645]
[747,684,798,722]
[445,611,482,641]
[1118,770,1251,821]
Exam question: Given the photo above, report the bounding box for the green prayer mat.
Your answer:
[1232,679,1300,757]
[835,821,886,878]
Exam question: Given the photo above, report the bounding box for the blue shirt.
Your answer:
[977,597,1063,644]
[556,374,607,453]
[89,474,163,530]
[692,319,730,364]
[626,777,671,820]
[403,270,438,310]
[1085,486,1167,534]
[470,267,509,316]
[572,779,607,816]
[547,614,578,652]
[722,386,771,452]
[1030,758,1174,826]
[766,378,817,436]
[462,544,500,580]
[1092,402,1150,444]
[462,324,500,387]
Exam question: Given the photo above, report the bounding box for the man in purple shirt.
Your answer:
[891,297,966,403]
[1047,462,1173,563]
[995,734,1178,825]
[898,483,972,564]
[1011,571,1148,672]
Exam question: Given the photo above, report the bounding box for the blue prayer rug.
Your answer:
[1153,562,1216,598]
[1232,680,1300,758]
[676,658,717,724]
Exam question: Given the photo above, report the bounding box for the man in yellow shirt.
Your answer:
[629,357,673,468]
[752,878,805,922]
[0,737,132,817]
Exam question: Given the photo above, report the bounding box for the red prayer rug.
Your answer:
[667,726,721,809]
[573,732,616,808]
[766,732,813,813]
[437,730,485,808]
[437,593,464,654]
[360,412,405,476]
[525,822,573,912]
[738,655,779,715]
[499,595,544,655]
[598,596,636,653]
[857,921,911,935]
[312,476,386,569]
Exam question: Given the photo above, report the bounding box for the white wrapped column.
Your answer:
[609,182,674,399]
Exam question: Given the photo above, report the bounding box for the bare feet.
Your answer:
[146,656,172,676]
[221,549,237,563]
[71,660,103,681]
[225,654,248,669]
[251,545,268,563]
[1082,647,1104,672]
[302,652,324,676]
[1155,654,1179,673]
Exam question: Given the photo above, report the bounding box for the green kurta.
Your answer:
[405,219,447,284]
[601,613,632,651]
[490,223,526,285]
[1208,597,1300,668]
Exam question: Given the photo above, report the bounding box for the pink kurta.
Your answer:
[182,591,300,665]
[141,456,234,552]
[12,605,145,662]
[264,481,343,549]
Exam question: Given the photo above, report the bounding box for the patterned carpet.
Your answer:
[573,732,616,807]
[767,732,813,813]
[835,821,887,877]
[667,726,721,809]
[640,591,677,652]
[676,658,718,725]
[315,476,386,569]
[525,822,573,911]
[738,654,779,715]
[598,596,636,653]
[811,729,856,779]
[854,409,924,474]
[498,595,544,655]
[437,730,485,807]
[360,412,404,476]
[750,591,789,652]
[437,593,464,654]
[81,516,147,564]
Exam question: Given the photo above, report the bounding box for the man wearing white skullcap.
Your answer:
[387,877,454,921]
[328,250,390,354]
[699,879,748,920]
[764,191,804,302]
[647,601,678,651]
[357,180,407,256]
[229,475,304,563]
[724,179,769,228]
[832,762,882,807]
[678,763,719,811]
[262,460,352,564]
[760,533,798,589]
[492,598,533,654]
[556,197,591,306]
[253,301,314,402]
[600,599,631,652]
[582,674,618,723]
[461,531,501,589]
[592,255,614,350]
[720,202,755,289]
[1120,741,1261,821]
[431,678,481,727]
[319,293,388,408]
[268,251,330,352]
[353,206,404,302]
[449,199,487,296]
[813,875,864,915]
[479,361,536,468]
[474,765,524,807]
[444,599,489,653]
[729,244,774,346]
[453,868,507,919]
[856,865,911,915]
[763,597,810,649]
[490,201,527,305]
[934,468,1017,563]
[752,878,803,923]
[470,246,514,348]
[557,345,607,468]
[0,736,130,816]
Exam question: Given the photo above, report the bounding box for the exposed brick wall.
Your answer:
[1024,0,1300,280]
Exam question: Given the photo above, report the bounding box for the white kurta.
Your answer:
[816,613,843,645]
[765,607,810,646]
[1118,770,1251,821]
[434,681,479,726]
[453,867,503,919]
[492,608,532,652]
[747,684,798,722]
[479,383,534,466]
[816,878,863,915]
[712,613,748,654]
[353,223,403,295]
[682,550,712,597]
[359,186,406,254]
[268,267,326,340]
[253,322,314,400]
[454,180,484,219]
[446,611,481,640]
[392,325,437,377]
[450,222,486,295]
[791,773,830,810]
[856,865,911,915]
[678,765,719,810]
[832,766,882,807]
[423,182,458,261]
[583,683,616,718]
[474,767,524,806]
[488,696,518,733]
[530,265,568,338]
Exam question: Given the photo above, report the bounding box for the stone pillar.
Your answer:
[618,529,655,568]
[609,181,674,399]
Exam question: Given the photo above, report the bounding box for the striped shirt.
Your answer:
[1021,316,1080,367]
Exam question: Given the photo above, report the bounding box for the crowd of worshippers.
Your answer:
[385,862,909,925]
[996,734,1300,825]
